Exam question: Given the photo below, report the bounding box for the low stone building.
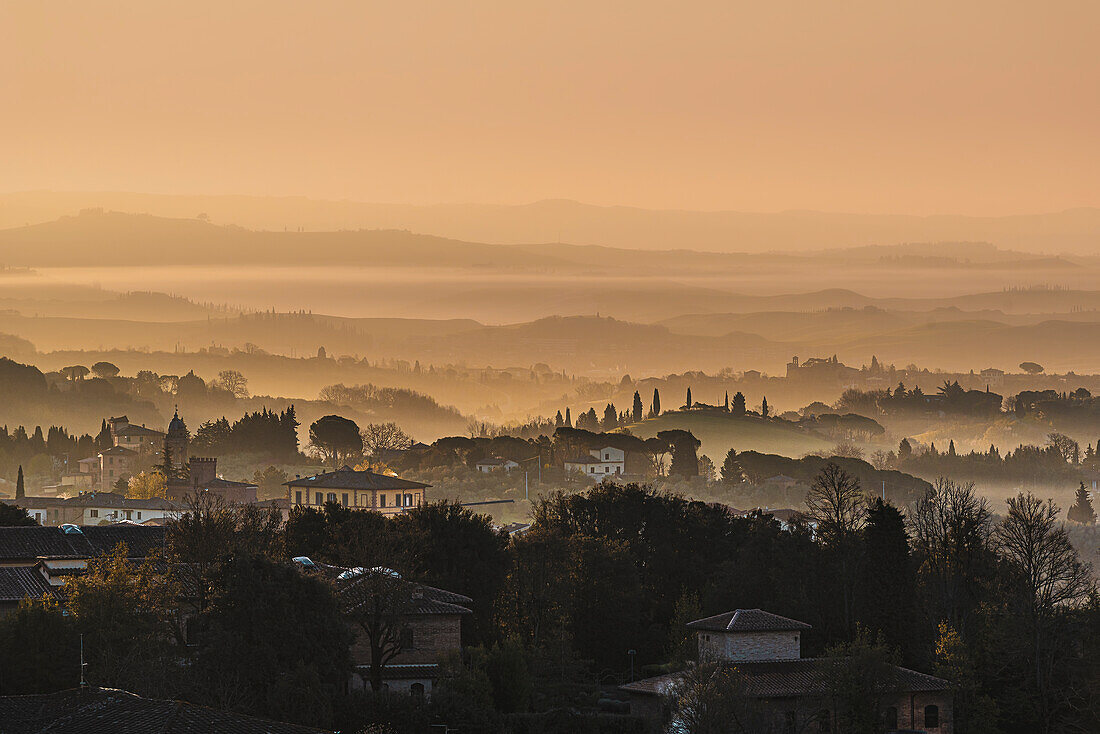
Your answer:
[5,492,176,527]
[312,562,471,697]
[474,456,520,473]
[622,608,953,733]
[166,457,258,504]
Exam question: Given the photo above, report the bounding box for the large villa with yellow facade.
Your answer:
[285,466,429,516]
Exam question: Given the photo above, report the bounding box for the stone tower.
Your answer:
[166,407,189,470]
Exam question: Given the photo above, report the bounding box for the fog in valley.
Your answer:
[3,201,1100,516]
[5,3,1100,731]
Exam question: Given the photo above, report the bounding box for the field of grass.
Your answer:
[625,410,833,465]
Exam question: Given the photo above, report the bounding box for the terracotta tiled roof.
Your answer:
[0,526,166,563]
[99,446,138,457]
[475,457,514,466]
[4,497,65,509]
[194,478,258,491]
[621,659,950,698]
[0,567,60,604]
[285,467,429,491]
[687,608,812,633]
[318,564,472,617]
[0,687,328,733]
[61,493,177,510]
[112,424,165,438]
[564,455,605,464]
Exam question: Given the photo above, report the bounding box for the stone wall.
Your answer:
[349,613,462,667]
[697,630,801,662]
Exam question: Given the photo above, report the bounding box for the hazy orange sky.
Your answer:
[3,1,1097,215]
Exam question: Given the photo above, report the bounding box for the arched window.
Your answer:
[884,706,898,731]
[410,682,425,699]
[924,704,939,728]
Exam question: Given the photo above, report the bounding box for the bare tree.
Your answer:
[666,663,771,734]
[361,422,413,455]
[806,462,867,543]
[215,369,249,398]
[166,493,284,621]
[337,533,418,693]
[805,462,867,635]
[996,493,1094,733]
[1046,433,1080,464]
[908,478,995,636]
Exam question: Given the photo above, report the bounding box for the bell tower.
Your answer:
[166,407,189,470]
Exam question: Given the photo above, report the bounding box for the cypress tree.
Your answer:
[761,396,769,418]
[651,389,661,418]
[565,408,572,428]
[1067,483,1096,524]
[720,449,741,484]
[632,392,643,423]
[602,403,618,430]
[15,465,24,499]
[685,387,692,410]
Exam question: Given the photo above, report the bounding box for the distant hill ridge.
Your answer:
[0,209,1093,270]
[1,192,1099,253]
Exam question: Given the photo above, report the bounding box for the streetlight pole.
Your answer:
[80,633,87,689]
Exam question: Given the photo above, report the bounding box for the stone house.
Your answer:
[166,457,258,504]
[622,608,953,733]
[109,416,166,458]
[285,467,429,517]
[77,445,139,490]
[316,563,471,697]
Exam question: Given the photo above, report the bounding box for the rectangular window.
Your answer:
[295,491,302,505]
[342,493,349,506]
[137,512,142,520]
[380,494,386,507]
[90,509,98,518]
[315,492,323,505]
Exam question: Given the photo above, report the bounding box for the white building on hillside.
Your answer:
[564,446,625,477]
